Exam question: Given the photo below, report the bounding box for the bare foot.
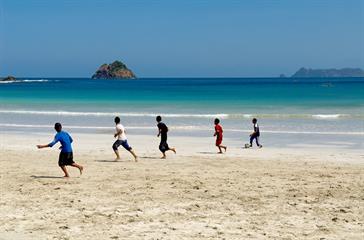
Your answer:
[224,147,227,152]
[171,148,176,154]
[161,156,166,159]
[217,152,223,154]
[114,157,121,161]
[79,166,84,175]
[63,175,70,178]
[134,156,138,162]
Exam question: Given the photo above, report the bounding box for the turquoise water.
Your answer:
[1,78,363,147]
[1,78,363,111]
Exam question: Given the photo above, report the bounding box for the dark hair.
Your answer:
[54,122,62,132]
[252,118,257,123]
[156,115,162,122]
[114,116,120,124]
[214,118,220,124]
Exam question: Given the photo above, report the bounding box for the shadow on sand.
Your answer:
[198,151,216,154]
[140,156,162,160]
[95,160,120,163]
[31,175,64,179]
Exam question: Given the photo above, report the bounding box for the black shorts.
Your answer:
[159,141,170,153]
[58,152,75,167]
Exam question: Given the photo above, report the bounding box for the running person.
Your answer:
[156,116,176,159]
[37,123,83,178]
[112,117,138,162]
[214,118,227,153]
[250,118,262,148]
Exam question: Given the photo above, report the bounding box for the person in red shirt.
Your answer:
[214,118,227,153]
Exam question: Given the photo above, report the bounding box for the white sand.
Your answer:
[0,132,363,239]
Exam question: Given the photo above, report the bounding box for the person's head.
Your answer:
[214,118,220,125]
[252,118,257,124]
[114,116,120,124]
[156,115,162,122]
[54,122,62,132]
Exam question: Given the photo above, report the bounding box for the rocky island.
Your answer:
[0,76,16,81]
[92,60,136,79]
[291,67,364,78]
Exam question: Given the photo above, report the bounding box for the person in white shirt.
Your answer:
[112,116,138,161]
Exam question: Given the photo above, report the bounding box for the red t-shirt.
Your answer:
[215,124,223,139]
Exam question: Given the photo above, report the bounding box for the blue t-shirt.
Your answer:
[48,131,73,153]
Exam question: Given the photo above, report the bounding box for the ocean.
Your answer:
[1,78,363,148]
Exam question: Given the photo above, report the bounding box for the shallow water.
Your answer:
[1,77,363,147]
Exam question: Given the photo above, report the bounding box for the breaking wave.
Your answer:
[0,110,362,119]
[0,123,362,135]
[0,79,54,84]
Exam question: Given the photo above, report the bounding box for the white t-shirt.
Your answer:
[116,123,127,141]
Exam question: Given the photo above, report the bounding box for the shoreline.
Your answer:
[1,131,364,165]
[2,129,363,151]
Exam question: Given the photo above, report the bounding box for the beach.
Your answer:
[1,132,363,239]
[2,0,364,238]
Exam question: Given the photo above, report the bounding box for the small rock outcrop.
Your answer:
[92,61,136,79]
[0,76,16,81]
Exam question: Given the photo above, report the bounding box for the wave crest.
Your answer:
[0,123,362,135]
[0,110,361,119]
[0,79,53,84]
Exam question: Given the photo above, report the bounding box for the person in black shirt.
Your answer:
[156,115,176,159]
[250,118,262,148]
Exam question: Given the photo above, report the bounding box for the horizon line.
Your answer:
[2,76,364,79]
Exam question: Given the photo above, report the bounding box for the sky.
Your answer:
[0,0,363,78]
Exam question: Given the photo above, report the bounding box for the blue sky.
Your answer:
[0,0,363,77]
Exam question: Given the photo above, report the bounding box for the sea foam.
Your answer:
[0,123,362,135]
[0,79,53,84]
[0,110,361,120]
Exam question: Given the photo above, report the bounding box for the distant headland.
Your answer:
[92,60,136,79]
[290,67,364,78]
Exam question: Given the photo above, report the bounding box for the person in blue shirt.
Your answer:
[37,123,83,177]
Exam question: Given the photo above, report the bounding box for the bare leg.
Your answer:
[129,149,138,162]
[161,152,166,159]
[60,166,70,178]
[221,145,227,152]
[169,148,176,154]
[114,150,121,161]
[71,163,84,175]
[217,145,227,153]
[256,138,262,148]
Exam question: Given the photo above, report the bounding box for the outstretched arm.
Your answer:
[38,136,59,149]
[37,144,50,149]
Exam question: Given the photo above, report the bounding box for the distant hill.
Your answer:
[291,67,364,78]
[92,60,136,79]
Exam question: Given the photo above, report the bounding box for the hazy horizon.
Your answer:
[1,0,363,78]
